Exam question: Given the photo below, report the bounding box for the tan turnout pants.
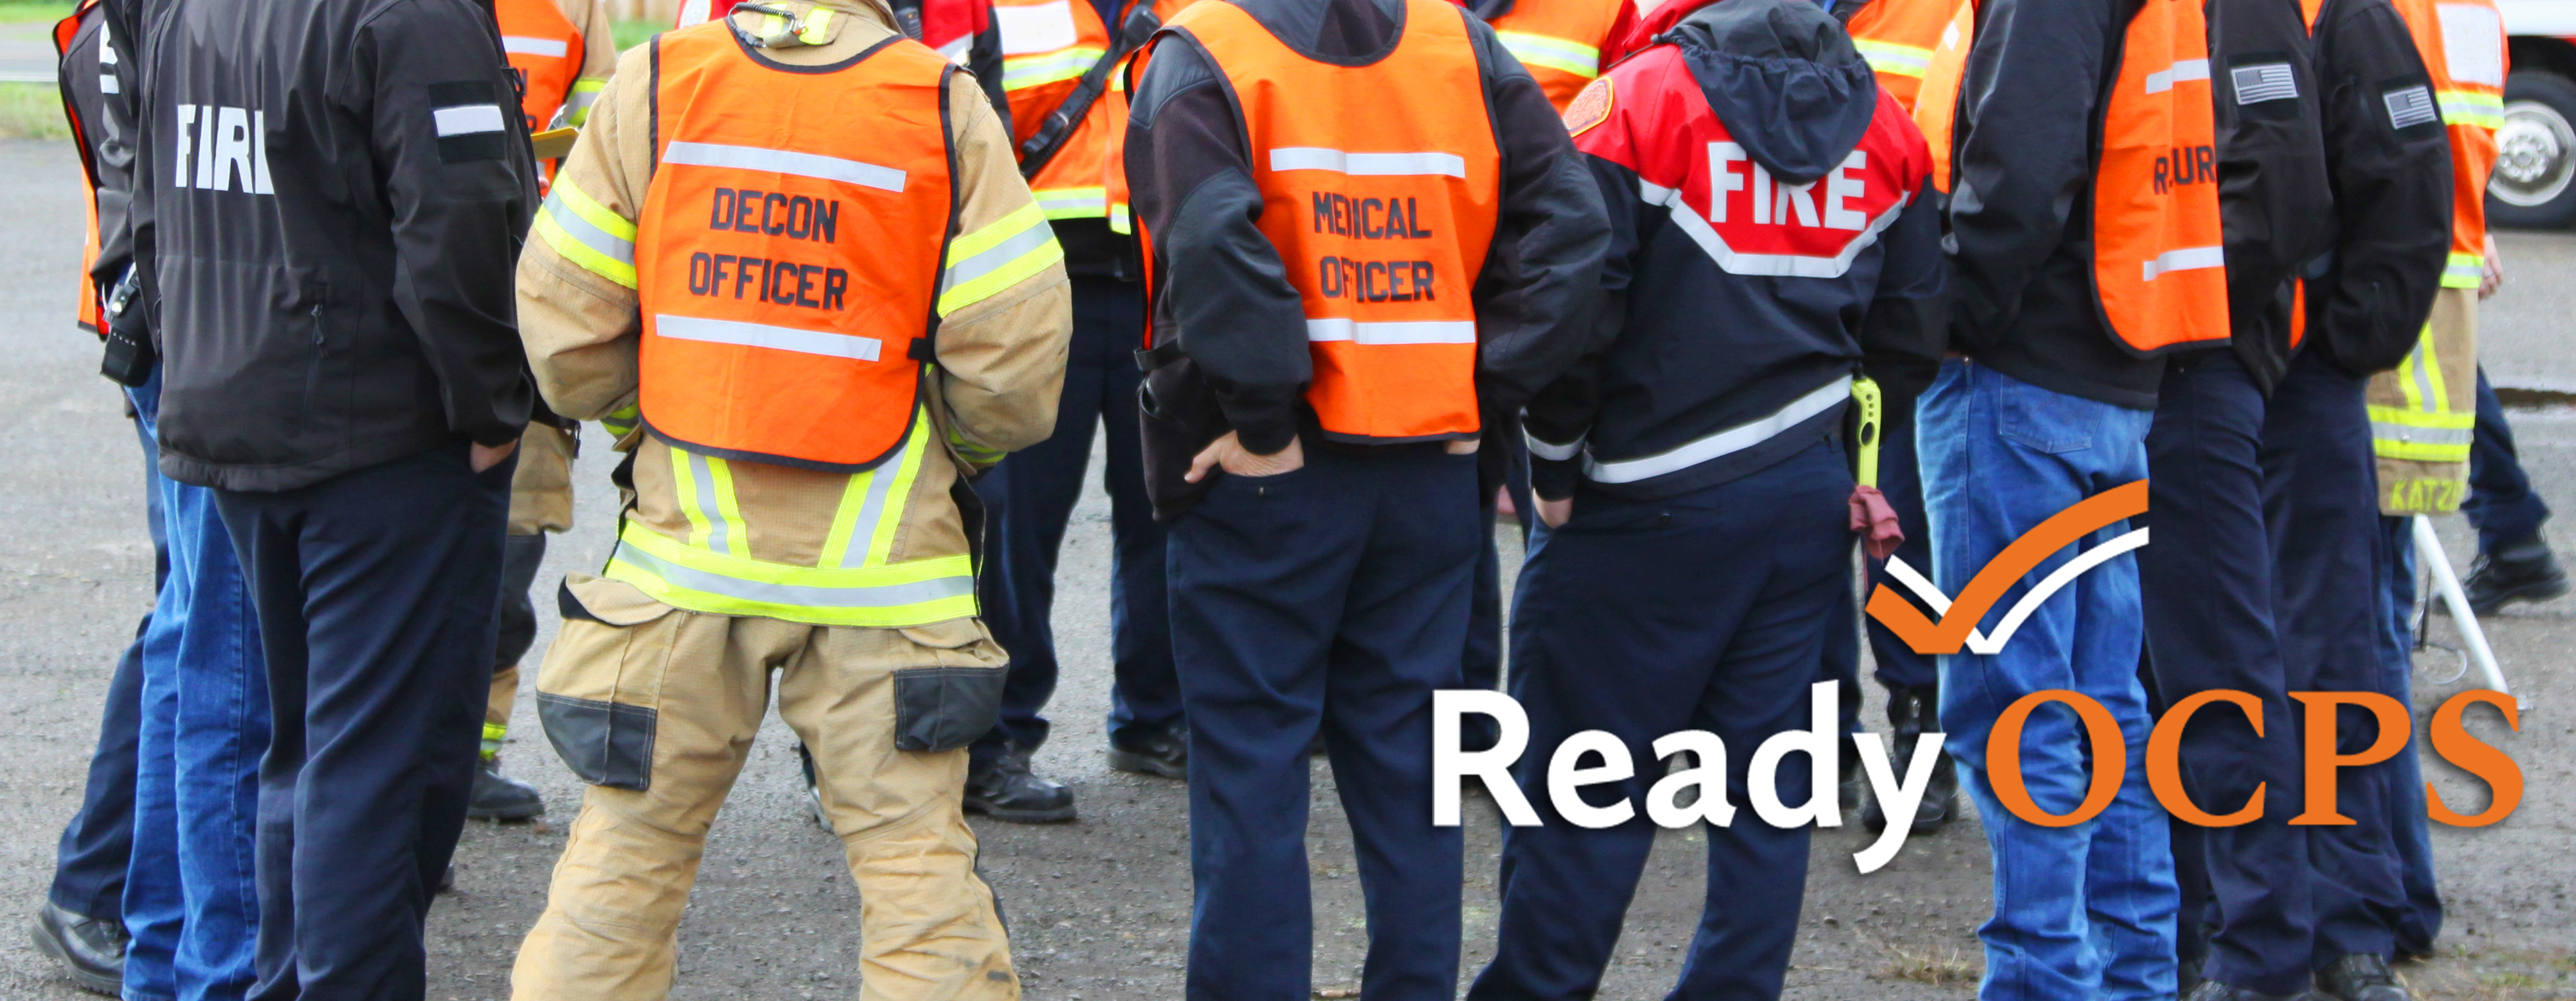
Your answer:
[510,587,1018,1001]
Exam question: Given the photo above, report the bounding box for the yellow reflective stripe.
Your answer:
[1854,39,1934,77]
[947,425,1005,466]
[605,522,979,627]
[1496,30,1599,79]
[1002,46,1105,90]
[601,404,640,440]
[938,201,1064,315]
[672,446,750,557]
[562,78,605,127]
[670,446,716,549]
[818,412,929,570]
[797,7,833,43]
[2443,251,2485,289]
[481,722,509,744]
[2415,330,2452,414]
[2437,89,2504,129]
[533,178,637,286]
[704,454,750,557]
[1034,186,1108,219]
[1108,203,1131,235]
[2371,402,2475,461]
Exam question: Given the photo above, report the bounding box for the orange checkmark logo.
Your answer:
[1866,480,2150,655]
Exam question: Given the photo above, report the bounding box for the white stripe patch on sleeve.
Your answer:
[2384,85,2440,130]
[2230,63,2298,106]
[99,74,119,94]
[433,104,508,137]
[502,35,571,57]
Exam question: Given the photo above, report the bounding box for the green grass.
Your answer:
[614,17,662,51]
[0,83,70,141]
[0,0,72,24]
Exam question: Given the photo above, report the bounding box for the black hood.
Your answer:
[1666,0,1878,186]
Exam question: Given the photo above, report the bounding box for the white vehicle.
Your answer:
[2498,0,2576,226]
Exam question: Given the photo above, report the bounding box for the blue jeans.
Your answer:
[122,369,270,1001]
[1919,361,2179,1001]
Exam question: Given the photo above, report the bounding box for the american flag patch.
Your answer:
[2231,63,2298,106]
[2384,84,2440,130]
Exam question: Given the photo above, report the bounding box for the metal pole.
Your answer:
[2413,514,2524,708]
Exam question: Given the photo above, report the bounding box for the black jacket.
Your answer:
[2209,0,2335,394]
[1526,0,1946,501]
[130,0,538,491]
[1124,0,1610,519]
[58,0,139,323]
[1945,0,2164,409]
[2302,0,2451,375]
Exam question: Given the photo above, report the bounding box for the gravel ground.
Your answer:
[0,137,2568,999]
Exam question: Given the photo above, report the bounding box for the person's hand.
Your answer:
[2481,233,2505,299]
[470,439,520,473]
[1185,432,1305,482]
[1536,496,1573,528]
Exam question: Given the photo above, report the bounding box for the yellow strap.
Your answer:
[1851,376,1883,488]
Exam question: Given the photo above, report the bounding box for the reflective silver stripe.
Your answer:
[1642,178,1910,280]
[2408,339,2438,409]
[662,141,907,193]
[841,429,910,567]
[2141,245,2226,281]
[1524,430,1582,461]
[685,451,733,556]
[610,538,976,608]
[434,104,507,136]
[941,221,1058,294]
[1267,147,1466,178]
[99,74,119,94]
[1583,376,1852,485]
[1304,318,1477,344]
[2373,422,2473,446]
[2144,58,2211,93]
[540,188,634,267]
[503,35,570,57]
[654,315,883,361]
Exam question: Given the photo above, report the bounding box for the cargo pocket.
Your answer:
[534,577,676,791]
[891,666,1007,753]
[537,692,656,791]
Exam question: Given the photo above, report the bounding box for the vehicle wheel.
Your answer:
[2490,70,2576,229]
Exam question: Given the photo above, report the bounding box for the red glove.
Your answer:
[1849,484,1904,562]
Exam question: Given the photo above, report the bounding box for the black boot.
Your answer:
[2316,954,2410,1001]
[965,744,1076,823]
[1860,689,1957,835]
[2183,980,2311,1001]
[2462,532,2569,614]
[467,754,545,821]
[31,902,124,996]
[1106,726,1188,780]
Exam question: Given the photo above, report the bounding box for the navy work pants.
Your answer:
[1168,446,1478,1001]
[2139,350,2312,995]
[1463,440,1531,693]
[976,276,1182,763]
[1468,439,1850,1001]
[2463,367,2550,553]
[2371,516,2443,958]
[2261,350,2408,968]
[217,443,511,1001]
[50,401,167,924]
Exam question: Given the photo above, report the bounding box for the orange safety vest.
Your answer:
[55,0,106,334]
[1099,0,1197,235]
[1484,0,1626,111]
[1845,0,1962,112]
[497,0,586,131]
[634,24,959,471]
[995,0,1166,219]
[1916,0,2227,355]
[1146,0,1499,441]
[2389,0,2504,288]
[1909,0,1971,192]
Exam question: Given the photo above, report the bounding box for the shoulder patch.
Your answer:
[1563,77,1613,137]
[429,80,511,164]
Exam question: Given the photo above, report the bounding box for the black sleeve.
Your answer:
[359,0,537,446]
[1943,0,2113,347]
[2308,0,2451,374]
[2209,0,2332,341]
[1521,150,1635,501]
[1858,174,1949,417]
[970,8,1012,130]
[1463,14,1610,420]
[60,14,140,299]
[1126,36,1310,456]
